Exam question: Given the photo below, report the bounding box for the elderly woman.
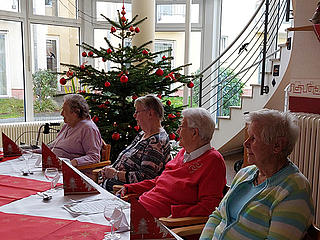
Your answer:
[100,94,171,192]
[36,94,102,167]
[200,109,314,240]
[119,108,226,218]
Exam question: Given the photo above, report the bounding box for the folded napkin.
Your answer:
[112,207,130,233]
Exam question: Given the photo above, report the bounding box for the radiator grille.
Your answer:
[290,113,320,226]
[0,121,62,148]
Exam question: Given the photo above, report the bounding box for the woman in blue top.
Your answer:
[200,109,314,240]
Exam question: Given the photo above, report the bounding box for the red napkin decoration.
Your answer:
[2,132,22,157]
[313,24,320,41]
[62,160,99,195]
[130,198,176,239]
[41,143,62,171]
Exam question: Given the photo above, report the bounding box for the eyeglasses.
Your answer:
[134,109,148,115]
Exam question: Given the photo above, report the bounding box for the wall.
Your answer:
[267,0,320,110]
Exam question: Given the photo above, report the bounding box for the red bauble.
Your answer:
[134,125,140,131]
[168,72,175,81]
[187,81,194,88]
[66,70,73,77]
[142,50,148,55]
[107,48,112,54]
[92,116,99,123]
[168,113,176,120]
[132,95,138,100]
[112,132,120,141]
[104,81,111,87]
[135,27,140,33]
[81,51,87,57]
[59,77,67,85]
[80,64,85,70]
[121,10,126,15]
[121,16,126,22]
[88,51,94,57]
[162,55,166,60]
[176,112,181,117]
[166,100,171,106]
[129,26,135,32]
[157,94,162,99]
[169,133,176,140]
[120,74,128,83]
[111,26,116,33]
[155,68,164,76]
[102,57,106,62]
[98,104,105,109]
[105,100,110,105]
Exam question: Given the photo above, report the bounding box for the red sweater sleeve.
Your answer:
[124,177,158,195]
[170,152,226,218]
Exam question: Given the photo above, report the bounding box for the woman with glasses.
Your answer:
[100,94,171,192]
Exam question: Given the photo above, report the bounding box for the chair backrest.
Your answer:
[101,140,111,161]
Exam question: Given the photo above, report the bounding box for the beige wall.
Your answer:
[267,0,320,110]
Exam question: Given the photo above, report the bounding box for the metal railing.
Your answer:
[194,0,292,118]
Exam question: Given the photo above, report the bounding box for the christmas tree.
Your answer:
[59,5,195,161]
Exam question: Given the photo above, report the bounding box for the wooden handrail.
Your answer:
[287,25,314,32]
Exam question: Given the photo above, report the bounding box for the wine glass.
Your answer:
[44,168,60,193]
[23,151,33,174]
[103,205,122,240]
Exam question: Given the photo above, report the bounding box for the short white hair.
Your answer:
[245,109,299,156]
[182,108,215,142]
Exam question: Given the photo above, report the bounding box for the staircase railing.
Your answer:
[195,0,292,119]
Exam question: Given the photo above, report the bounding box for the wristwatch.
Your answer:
[114,170,119,181]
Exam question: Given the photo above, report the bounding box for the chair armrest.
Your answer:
[159,216,208,228]
[113,184,125,194]
[77,161,111,170]
[172,223,206,237]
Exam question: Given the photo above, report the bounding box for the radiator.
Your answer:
[0,121,63,148]
[290,113,320,226]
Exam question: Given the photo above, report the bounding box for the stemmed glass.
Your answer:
[103,205,122,240]
[44,167,60,193]
[23,151,33,174]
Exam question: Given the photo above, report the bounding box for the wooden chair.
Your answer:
[113,184,230,239]
[76,140,111,182]
[303,224,320,240]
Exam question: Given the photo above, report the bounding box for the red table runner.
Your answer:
[0,212,110,240]
[0,175,59,206]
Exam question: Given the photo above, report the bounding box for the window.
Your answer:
[0,0,19,12]
[33,0,77,19]
[0,33,7,96]
[46,38,58,71]
[154,39,174,64]
[0,20,24,123]
[156,4,199,24]
[96,1,132,21]
[31,24,79,121]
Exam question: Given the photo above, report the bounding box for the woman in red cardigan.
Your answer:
[119,107,226,218]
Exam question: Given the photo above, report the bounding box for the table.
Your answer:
[0,153,182,240]
[0,153,130,239]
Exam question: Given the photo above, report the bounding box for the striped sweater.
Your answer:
[200,161,314,240]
